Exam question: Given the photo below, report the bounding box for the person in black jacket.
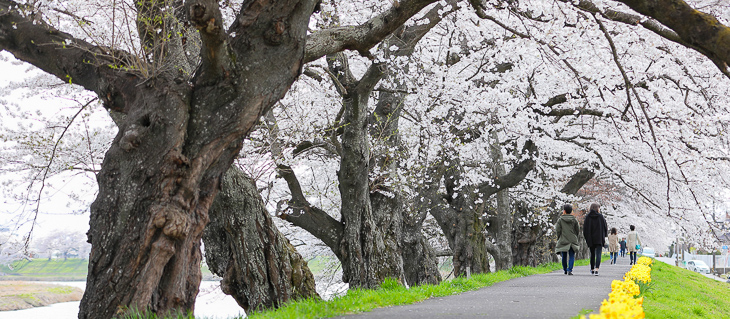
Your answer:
[583,203,608,276]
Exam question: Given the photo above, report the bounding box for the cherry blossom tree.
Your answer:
[1,0,730,317]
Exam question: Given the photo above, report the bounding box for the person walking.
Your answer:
[583,203,608,276]
[627,225,642,265]
[608,228,619,264]
[555,204,580,275]
[619,237,627,258]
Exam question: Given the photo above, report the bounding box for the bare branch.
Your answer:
[304,0,439,63]
[185,0,229,83]
[612,0,730,78]
[0,0,140,112]
[356,62,387,95]
[25,98,97,247]
[276,165,344,254]
[477,141,537,198]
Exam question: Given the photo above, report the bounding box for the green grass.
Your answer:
[571,308,595,319]
[1,258,215,281]
[0,258,88,280]
[643,261,730,319]
[0,258,88,275]
[247,260,592,319]
[305,256,335,275]
[116,308,196,319]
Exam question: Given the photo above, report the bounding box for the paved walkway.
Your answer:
[335,254,632,319]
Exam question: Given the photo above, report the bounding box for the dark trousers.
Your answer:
[630,252,637,264]
[561,248,575,272]
[610,252,618,264]
[620,248,626,257]
[590,245,603,270]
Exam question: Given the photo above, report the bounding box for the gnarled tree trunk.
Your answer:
[330,55,402,289]
[511,169,595,266]
[430,181,491,277]
[484,129,514,271]
[203,168,319,312]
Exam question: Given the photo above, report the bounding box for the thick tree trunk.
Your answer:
[511,203,557,267]
[81,88,207,318]
[431,200,491,277]
[487,188,513,271]
[511,169,595,266]
[333,58,401,289]
[431,140,536,277]
[453,209,491,276]
[203,168,319,312]
[369,192,407,285]
[371,82,441,287]
[484,129,513,271]
[401,224,441,285]
[77,2,319,318]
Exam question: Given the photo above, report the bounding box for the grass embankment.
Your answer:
[0,258,216,281]
[643,261,730,318]
[0,281,83,311]
[0,258,88,281]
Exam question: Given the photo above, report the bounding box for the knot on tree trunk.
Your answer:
[119,124,145,151]
[265,19,289,45]
[188,2,222,36]
[151,204,191,239]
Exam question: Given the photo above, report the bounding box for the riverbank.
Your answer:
[0,258,219,281]
[0,281,83,311]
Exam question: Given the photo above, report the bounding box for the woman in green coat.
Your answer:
[555,204,580,275]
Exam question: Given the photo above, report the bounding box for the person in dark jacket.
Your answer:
[555,204,580,275]
[583,203,608,276]
[619,238,627,258]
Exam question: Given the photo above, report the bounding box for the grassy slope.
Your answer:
[0,259,88,280]
[1,258,88,274]
[1,259,215,281]
[644,261,730,319]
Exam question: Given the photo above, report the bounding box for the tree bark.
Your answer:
[330,56,400,289]
[430,139,536,277]
[276,1,456,289]
[430,169,491,277]
[613,0,730,74]
[484,129,513,271]
[511,169,596,266]
[369,76,442,286]
[203,168,319,312]
[0,0,449,316]
[79,2,317,317]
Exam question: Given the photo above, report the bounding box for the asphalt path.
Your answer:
[334,254,632,319]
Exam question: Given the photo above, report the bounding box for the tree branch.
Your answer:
[304,0,439,63]
[411,161,447,226]
[612,0,730,78]
[276,165,344,254]
[477,140,537,198]
[185,0,230,83]
[0,0,139,112]
[541,108,610,118]
[356,62,387,95]
[326,52,356,96]
[560,168,596,195]
[389,0,460,57]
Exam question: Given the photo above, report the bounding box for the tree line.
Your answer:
[0,0,729,318]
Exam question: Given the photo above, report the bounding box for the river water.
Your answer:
[0,281,245,319]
